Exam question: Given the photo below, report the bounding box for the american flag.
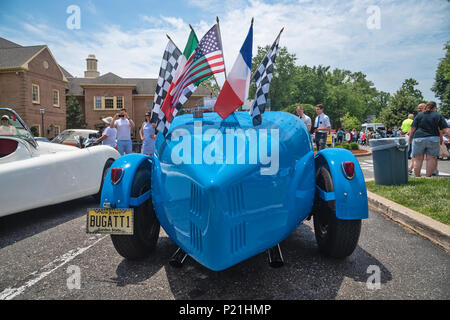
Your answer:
[159,24,225,134]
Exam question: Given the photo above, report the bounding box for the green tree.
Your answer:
[431,41,450,118]
[340,112,361,131]
[249,46,297,110]
[379,78,424,128]
[66,96,86,129]
[281,103,315,120]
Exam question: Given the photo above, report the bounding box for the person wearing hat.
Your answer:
[94,116,117,148]
[0,115,17,135]
[139,112,157,156]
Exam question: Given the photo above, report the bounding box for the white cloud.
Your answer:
[2,0,448,100]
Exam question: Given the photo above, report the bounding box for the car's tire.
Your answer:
[93,158,114,202]
[313,165,361,258]
[110,167,160,260]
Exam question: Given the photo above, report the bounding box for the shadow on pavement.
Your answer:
[111,222,392,300]
[0,196,96,250]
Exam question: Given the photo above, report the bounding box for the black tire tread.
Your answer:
[313,165,361,259]
[110,166,160,260]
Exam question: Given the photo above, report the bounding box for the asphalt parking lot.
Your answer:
[0,174,449,300]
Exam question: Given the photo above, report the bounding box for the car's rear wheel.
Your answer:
[111,168,160,260]
[313,166,361,258]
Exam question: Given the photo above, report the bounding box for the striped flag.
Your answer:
[214,21,253,120]
[249,30,282,126]
[158,24,225,135]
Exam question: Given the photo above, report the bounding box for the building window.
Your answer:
[95,96,102,109]
[93,96,125,110]
[104,97,114,109]
[32,84,40,103]
[116,96,123,109]
[53,89,60,107]
[54,125,61,136]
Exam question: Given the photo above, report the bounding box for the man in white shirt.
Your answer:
[296,105,311,132]
[94,117,117,148]
[111,108,135,155]
[313,104,331,151]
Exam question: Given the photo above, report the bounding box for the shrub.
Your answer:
[350,142,359,150]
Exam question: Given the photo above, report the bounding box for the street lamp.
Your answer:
[40,108,45,137]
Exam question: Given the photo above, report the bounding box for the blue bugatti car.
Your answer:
[87,111,368,271]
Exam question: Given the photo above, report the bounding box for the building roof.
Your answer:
[0,36,46,70]
[59,65,74,79]
[67,72,212,96]
[0,37,68,82]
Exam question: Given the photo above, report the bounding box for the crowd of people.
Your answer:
[295,101,450,178]
[80,103,450,179]
[93,108,157,157]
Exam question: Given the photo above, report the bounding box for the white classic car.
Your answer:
[0,108,121,217]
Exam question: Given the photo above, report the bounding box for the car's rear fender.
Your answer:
[101,154,153,209]
[314,148,368,220]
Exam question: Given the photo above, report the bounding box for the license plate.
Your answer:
[86,208,134,235]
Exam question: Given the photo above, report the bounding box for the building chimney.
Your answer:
[84,54,100,78]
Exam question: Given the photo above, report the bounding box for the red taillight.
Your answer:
[341,161,355,180]
[110,168,123,185]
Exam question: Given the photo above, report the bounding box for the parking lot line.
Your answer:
[0,235,107,300]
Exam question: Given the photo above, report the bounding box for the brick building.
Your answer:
[0,37,69,138]
[66,54,212,138]
[0,37,212,139]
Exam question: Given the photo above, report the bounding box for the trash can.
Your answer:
[369,137,409,185]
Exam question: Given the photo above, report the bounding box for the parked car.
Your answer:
[0,108,121,217]
[51,129,99,147]
[34,137,50,142]
[89,111,369,271]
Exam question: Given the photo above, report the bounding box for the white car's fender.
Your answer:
[0,144,120,217]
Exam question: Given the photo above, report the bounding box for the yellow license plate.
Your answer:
[86,208,134,235]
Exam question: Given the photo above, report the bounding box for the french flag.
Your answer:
[214,22,253,120]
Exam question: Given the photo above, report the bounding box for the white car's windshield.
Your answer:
[0,110,35,144]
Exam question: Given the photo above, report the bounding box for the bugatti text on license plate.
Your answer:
[86,208,134,235]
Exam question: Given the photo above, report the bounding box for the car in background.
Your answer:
[51,129,99,147]
[0,107,120,217]
[34,137,50,142]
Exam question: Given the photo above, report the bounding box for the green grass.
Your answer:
[366,178,450,225]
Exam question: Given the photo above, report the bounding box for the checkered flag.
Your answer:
[152,40,183,124]
[249,31,282,126]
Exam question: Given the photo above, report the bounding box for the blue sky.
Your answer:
[1,0,449,101]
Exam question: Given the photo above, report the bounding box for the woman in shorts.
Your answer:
[409,101,448,177]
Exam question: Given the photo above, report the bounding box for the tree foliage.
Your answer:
[66,96,86,129]
[248,46,391,128]
[431,41,450,118]
[379,78,424,128]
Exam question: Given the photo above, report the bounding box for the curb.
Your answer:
[353,150,371,157]
[366,188,450,253]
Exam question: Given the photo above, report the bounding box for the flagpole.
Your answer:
[216,16,227,80]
